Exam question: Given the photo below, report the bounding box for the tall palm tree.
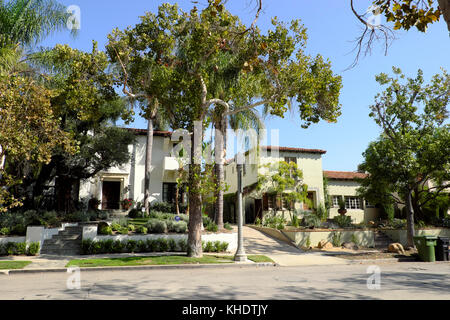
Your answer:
[213,104,265,230]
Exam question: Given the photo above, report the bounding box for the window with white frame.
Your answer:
[345,197,362,210]
[332,196,341,208]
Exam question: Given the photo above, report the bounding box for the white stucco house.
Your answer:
[79,129,182,210]
[78,128,381,224]
[222,146,381,224]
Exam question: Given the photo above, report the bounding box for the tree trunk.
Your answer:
[144,117,154,215]
[175,186,180,215]
[405,187,415,249]
[187,123,203,257]
[214,118,226,230]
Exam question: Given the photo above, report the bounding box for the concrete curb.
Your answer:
[347,257,418,264]
[2,262,277,275]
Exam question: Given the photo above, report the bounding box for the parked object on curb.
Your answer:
[413,235,437,262]
[435,237,449,262]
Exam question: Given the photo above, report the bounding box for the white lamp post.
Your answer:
[234,152,247,262]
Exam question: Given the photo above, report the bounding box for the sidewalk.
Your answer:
[243,226,351,266]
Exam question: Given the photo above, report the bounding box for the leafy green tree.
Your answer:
[15,43,134,212]
[106,3,181,215]
[358,67,450,247]
[256,160,309,221]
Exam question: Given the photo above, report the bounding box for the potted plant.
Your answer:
[121,198,134,210]
[338,197,347,215]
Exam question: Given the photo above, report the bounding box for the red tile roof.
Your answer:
[125,128,172,137]
[324,171,368,180]
[262,146,327,155]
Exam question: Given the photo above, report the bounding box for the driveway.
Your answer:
[243,226,349,267]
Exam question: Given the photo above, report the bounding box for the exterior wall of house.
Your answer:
[223,149,326,223]
[79,133,180,209]
[327,179,379,224]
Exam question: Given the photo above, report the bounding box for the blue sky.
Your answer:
[39,0,450,172]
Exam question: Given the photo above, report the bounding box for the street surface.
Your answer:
[1,262,449,300]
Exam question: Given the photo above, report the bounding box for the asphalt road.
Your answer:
[0,261,449,300]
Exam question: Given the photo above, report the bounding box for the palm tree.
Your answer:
[0,0,73,171]
[0,0,73,49]
[213,104,265,230]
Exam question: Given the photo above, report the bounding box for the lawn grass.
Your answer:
[0,261,32,270]
[66,255,235,268]
[246,255,275,263]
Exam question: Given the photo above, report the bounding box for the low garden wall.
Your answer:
[382,228,450,247]
[250,225,375,248]
[282,229,375,248]
[0,236,26,244]
[82,225,238,252]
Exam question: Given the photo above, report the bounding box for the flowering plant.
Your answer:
[121,198,135,210]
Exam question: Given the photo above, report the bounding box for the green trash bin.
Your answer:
[414,235,438,262]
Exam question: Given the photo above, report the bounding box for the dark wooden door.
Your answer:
[102,181,121,210]
[255,199,263,222]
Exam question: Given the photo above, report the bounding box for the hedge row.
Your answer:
[0,242,40,256]
[81,238,229,255]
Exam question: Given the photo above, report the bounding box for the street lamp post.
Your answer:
[234,152,247,262]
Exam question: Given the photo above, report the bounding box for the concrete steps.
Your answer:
[374,230,393,250]
[40,226,82,256]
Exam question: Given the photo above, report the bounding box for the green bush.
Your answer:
[126,240,137,253]
[168,238,177,252]
[331,232,342,247]
[167,221,188,233]
[202,241,228,253]
[301,212,321,228]
[203,241,214,252]
[255,217,262,226]
[157,238,169,252]
[128,224,136,232]
[16,242,27,255]
[205,221,218,232]
[136,226,148,234]
[27,242,40,256]
[136,240,147,252]
[81,239,93,255]
[316,204,328,222]
[146,219,167,234]
[177,214,189,223]
[128,208,145,219]
[224,223,233,230]
[98,225,113,235]
[117,227,129,235]
[111,223,121,232]
[151,202,174,213]
[11,224,27,236]
[333,215,352,228]
[146,239,159,252]
[112,240,125,253]
[202,215,213,227]
[0,227,10,235]
[263,215,287,229]
[178,239,188,252]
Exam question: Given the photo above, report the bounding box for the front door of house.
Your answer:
[303,192,315,211]
[102,181,121,210]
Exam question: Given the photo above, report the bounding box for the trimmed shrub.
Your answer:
[178,239,188,252]
[16,242,27,255]
[146,219,167,234]
[151,202,174,213]
[111,223,122,231]
[168,238,177,252]
[81,239,93,255]
[126,240,137,253]
[112,240,125,253]
[0,227,10,235]
[128,224,136,232]
[146,239,159,252]
[167,221,188,233]
[27,242,40,256]
[157,238,169,252]
[128,208,145,219]
[136,240,147,253]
